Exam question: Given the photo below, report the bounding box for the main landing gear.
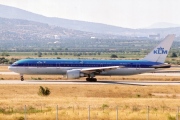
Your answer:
[86,73,97,82]
[86,78,97,82]
[20,75,24,81]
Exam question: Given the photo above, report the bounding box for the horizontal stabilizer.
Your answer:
[151,64,171,68]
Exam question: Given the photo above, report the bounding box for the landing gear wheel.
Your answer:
[86,78,97,82]
[86,78,90,82]
[92,78,97,82]
[20,76,24,81]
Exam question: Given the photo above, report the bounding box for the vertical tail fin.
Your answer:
[142,34,175,63]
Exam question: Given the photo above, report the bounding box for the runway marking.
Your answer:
[0,72,18,75]
[0,72,180,76]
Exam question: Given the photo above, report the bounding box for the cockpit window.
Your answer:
[12,62,18,65]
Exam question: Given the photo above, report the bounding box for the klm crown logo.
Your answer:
[153,47,168,54]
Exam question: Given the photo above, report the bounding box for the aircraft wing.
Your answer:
[80,66,124,74]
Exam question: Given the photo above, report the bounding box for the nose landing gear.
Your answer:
[20,75,24,81]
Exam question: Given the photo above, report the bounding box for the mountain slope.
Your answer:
[0,4,131,35]
[148,22,180,29]
[0,17,109,40]
[1,4,180,37]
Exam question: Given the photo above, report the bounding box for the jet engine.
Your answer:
[66,69,85,79]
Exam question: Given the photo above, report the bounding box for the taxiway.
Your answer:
[1,80,180,86]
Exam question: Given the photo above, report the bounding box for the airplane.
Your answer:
[9,34,175,82]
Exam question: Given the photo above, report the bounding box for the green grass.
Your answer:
[0,52,146,59]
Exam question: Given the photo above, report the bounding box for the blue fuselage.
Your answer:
[10,59,160,68]
[9,59,162,76]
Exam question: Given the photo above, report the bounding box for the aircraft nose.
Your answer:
[8,66,13,71]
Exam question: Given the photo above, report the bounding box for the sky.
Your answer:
[0,0,180,28]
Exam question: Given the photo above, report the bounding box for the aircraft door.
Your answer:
[56,63,60,69]
[136,64,140,70]
[100,63,104,67]
[24,63,29,73]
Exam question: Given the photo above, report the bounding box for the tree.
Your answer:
[111,54,118,58]
[58,48,62,51]
[38,52,42,57]
[171,52,178,57]
[0,57,9,64]
[54,52,58,55]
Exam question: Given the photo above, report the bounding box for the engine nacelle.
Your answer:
[66,69,84,79]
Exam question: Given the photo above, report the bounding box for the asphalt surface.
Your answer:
[1,80,180,86]
[1,72,180,76]
[0,72,180,85]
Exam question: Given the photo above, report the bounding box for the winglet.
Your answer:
[142,34,175,63]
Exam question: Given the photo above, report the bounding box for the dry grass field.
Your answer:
[0,85,180,120]
[0,85,180,119]
[0,65,11,72]
[0,65,180,119]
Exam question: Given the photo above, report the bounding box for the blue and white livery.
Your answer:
[9,34,175,82]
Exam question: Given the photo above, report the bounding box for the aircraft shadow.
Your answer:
[27,80,147,86]
[95,81,146,86]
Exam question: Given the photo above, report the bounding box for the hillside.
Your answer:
[0,17,111,41]
[1,4,180,37]
[1,4,180,39]
[0,4,131,35]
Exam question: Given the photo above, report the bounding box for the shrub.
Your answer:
[119,56,125,58]
[136,94,141,98]
[111,54,118,58]
[102,104,109,109]
[132,106,140,111]
[0,108,5,113]
[168,115,176,120]
[31,77,42,80]
[171,52,178,57]
[17,116,24,120]
[38,86,51,96]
